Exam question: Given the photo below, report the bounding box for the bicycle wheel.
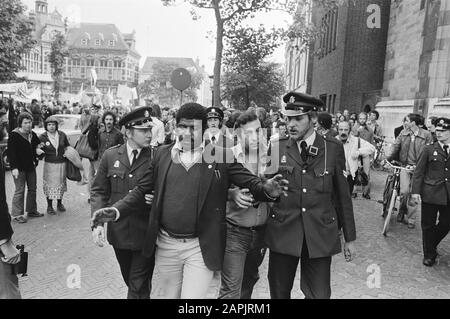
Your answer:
[382,189,397,236]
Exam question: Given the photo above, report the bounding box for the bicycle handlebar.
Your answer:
[385,161,414,172]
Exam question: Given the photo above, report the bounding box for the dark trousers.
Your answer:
[347,175,355,194]
[268,240,332,299]
[113,248,155,299]
[421,201,450,260]
[11,170,37,216]
[219,223,266,299]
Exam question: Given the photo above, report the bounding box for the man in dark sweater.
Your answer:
[92,103,289,299]
[0,109,22,298]
[8,112,44,223]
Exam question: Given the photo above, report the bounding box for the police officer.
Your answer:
[90,106,155,299]
[205,107,234,148]
[411,117,450,267]
[265,92,356,299]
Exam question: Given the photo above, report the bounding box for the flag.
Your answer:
[90,68,97,87]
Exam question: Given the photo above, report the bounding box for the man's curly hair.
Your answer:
[176,103,207,129]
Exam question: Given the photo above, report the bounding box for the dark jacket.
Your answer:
[7,129,41,171]
[264,134,356,258]
[91,144,152,250]
[0,149,12,242]
[411,142,450,206]
[39,131,70,164]
[113,143,273,271]
[98,128,124,160]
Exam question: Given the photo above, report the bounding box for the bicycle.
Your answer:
[372,136,386,170]
[381,161,414,236]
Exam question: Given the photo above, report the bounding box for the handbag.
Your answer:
[75,133,97,160]
[354,138,369,186]
[66,159,82,182]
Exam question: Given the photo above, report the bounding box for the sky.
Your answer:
[23,0,293,73]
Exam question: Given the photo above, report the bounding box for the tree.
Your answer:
[222,25,285,110]
[49,33,68,100]
[161,0,297,108]
[222,62,284,111]
[138,61,203,108]
[0,0,36,82]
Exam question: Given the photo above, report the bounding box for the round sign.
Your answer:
[170,68,191,91]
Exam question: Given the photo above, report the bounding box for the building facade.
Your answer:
[17,0,66,97]
[377,0,450,140]
[309,0,391,113]
[63,23,140,96]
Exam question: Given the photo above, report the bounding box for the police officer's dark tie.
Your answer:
[211,136,216,144]
[444,145,449,158]
[131,149,138,166]
[300,141,308,162]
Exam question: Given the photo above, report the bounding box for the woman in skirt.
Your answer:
[39,116,70,215]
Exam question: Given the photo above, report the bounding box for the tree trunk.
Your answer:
[213,2,223,108]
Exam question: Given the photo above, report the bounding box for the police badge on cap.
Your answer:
[206,107,224,120]
[435,118,450,131]
[118,106,154,129]
[281,92,324,117]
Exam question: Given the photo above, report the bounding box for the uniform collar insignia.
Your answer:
[309,146,318,156]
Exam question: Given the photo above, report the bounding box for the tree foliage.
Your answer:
[138,61,203,108]
[49,33,68,100]
[161,0,297,107]
[0,0,36,82]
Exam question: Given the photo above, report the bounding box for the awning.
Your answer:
[15,72,54,83]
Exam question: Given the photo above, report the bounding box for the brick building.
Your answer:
[62,23,140,96]
[377,0,450,140]
[17,0,66,97]
[310,0,391,113]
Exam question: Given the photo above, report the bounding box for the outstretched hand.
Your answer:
[264,174,289,198]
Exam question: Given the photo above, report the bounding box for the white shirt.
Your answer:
[205,130,221,144]
[171,139,205,171]
[339,135,376,178]
[126,142,142,165]
[297,131,317,154]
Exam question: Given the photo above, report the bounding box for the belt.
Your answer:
[226,221,266,232]
[161,226,197,239]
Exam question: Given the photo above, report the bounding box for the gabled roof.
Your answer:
[141,57,202,74]
[67,23,140,56]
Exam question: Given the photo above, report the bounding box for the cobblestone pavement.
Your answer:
[6,163,450,299]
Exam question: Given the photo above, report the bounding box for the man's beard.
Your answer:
[339,134,348,142]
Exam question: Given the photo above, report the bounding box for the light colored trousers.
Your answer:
[155,230,214,299]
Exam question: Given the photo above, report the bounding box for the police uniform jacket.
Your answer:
[112,143,275,271]
[411,142,450,206]
[264,134,356,258]
[91,144,152,250]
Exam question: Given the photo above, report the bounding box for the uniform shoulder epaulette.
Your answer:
[106,144,121,151]
[323,135,341,145]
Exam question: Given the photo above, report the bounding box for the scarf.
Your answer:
[47,131,60,156]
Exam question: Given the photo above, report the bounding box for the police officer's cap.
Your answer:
[205,107,224,120]
[281,92,323,117]
[435,117,450,131]
[91,103,101,110]
[119,106,154,129]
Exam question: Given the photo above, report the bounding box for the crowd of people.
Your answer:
[0,91,449,300]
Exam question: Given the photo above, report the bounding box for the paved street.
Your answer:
[6,163,450,299]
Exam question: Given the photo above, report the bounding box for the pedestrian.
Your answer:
[387,113,433,228]
[265,92,356,299]
[316,112,338,139]
[91,107,155,299]
[337,121,375,195]
[97,111,124,161]
[219,110,269,299]
[85,111,101,204]
[91,103,288,299]
[8,112,44,223]
[411,117,450,267]
[368,110,383,144]
[30,99,42,128]
[0,109,22,299]
[38,116,71,215]
[150,105,165,148]
[351,112,374,199]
